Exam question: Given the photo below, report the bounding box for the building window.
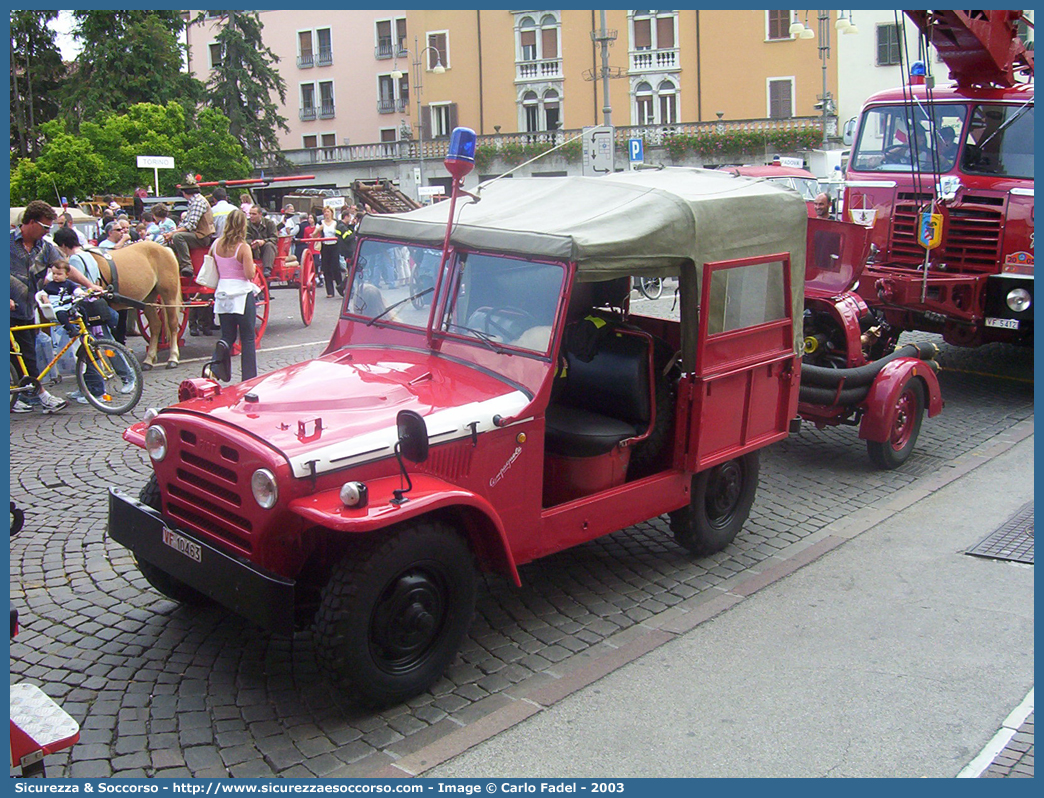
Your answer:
[303,135,318,149]
[208,42,223,69]
[633,79,677,125]
[543,88,560,131]
[378,75,396,113]
[522,91,539,132]
[427,31,448,70]
[300,83,316,120]
[319,81,335,118]
[767,10,793,41]
[768,78,794,119]
[380,128,398,143]
[1017,16,1033,49]
[298,31,314,68]
[320,133,336,149]
[376,19,393,59]
[877,24,901,66]
[396,18,408,55]
[431,103,453,138]
[632,10,676,50]
[316,28,332,66]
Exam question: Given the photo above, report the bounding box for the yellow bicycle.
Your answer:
[10,291,144,415]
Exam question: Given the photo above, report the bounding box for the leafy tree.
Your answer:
[11,103,252,204]
[62,11,204,127]
[201,10,289,166]
[10,11,66,159]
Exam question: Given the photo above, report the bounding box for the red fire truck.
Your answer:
[844,10,1034,347]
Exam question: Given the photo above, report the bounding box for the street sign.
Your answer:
[582,126,614,176]
[628,138,644,163]
[136,155,175,196]
[418,186,445,197]
[776,156,804,169]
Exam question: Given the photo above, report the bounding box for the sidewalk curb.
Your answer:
[367,418,1034,777]
[957,688,1035,778]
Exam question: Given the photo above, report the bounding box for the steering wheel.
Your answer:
[882,144,910,164]
[477,306,537,341]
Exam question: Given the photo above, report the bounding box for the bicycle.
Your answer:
[10,291,145,415]
[634,276,664,300]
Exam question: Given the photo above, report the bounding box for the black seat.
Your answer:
[546,328,652,457]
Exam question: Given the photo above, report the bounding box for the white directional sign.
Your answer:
[136,155,175,195]
[582,126,615,176]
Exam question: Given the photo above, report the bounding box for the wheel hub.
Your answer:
[707,461,742,523]
[891,390,914,450]
[370,570,445,671]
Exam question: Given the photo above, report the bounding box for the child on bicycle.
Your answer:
[40,261,82,337]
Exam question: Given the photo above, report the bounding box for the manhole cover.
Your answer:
[966,502,1033,564]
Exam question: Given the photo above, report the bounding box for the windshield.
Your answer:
[961,103,1033,179]
[346,240,443,328]
[439,252,565,355]
[851,103,967,173]
[765,176,819,201]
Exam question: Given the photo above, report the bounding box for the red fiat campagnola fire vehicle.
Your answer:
[109,137,941,704]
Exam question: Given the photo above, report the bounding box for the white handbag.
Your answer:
[195,247,219,289]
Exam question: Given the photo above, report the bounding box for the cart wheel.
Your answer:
[233,272,269,355]
[866,378,925,470]
[299,248,317,326]
[136,302,189,350]
[669,452,759,557]
[638,276,664,300]
[315,520,476,706]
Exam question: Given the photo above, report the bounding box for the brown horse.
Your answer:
[84,241,183,370]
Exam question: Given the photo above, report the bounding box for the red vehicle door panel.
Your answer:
[687,254,798,471]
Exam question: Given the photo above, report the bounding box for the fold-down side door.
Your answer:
[685,253,799,472]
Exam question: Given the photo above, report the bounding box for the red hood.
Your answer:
[162,349,530,477]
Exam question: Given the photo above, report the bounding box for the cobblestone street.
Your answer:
[9,291,1034,777]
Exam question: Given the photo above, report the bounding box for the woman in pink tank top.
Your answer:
[210,209,259,380]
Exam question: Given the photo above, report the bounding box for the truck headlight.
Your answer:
[251,469,279,509]
[1006,288,1031,313]
[144,425,167,461]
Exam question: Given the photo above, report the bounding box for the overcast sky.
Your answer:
[50,10,81,61]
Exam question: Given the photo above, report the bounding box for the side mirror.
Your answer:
[205,339,232,383]
[396,409,429,464]
[842,118,857,147]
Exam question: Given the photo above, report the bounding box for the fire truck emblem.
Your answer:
[848,193,876,227]
[918,212,943,250]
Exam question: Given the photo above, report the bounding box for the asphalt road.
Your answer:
[8,284,1034,777]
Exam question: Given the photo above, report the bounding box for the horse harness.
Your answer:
[84,246,119,294]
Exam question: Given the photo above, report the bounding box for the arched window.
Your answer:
[540,14,558,59]
[543,88,560,131]
[519,16,537,61]
[522,90,539,132]
[657,79,677,125]
[635,81,654,126]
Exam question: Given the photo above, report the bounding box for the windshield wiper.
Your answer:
[445,323,508,354]
[977,99,1033,151]
[365,286,434,326]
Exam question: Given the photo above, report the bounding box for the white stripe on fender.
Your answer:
[286,390,531,479]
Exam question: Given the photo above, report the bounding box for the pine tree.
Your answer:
[202,11,290,167]
[63,11,204,128]
[10,11,65,159]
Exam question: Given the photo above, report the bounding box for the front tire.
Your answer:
[75,338,143,415]
[315,520,477,707]
[134,475,212,606]
[866,378,925,470]
[669,452,759,557]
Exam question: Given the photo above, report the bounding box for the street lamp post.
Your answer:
[792,11,857,146]
[392,37,445,202]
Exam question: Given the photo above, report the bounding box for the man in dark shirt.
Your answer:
[10,201,68,413]
[247,205,278,278]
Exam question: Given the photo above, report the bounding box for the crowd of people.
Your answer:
[11,181,370,413]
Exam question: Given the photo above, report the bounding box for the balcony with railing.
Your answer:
[299,105,316,121]
[630,48,679,72]
[297,53,314,69]
[378,97,411,114]
[516,58,562,82]
[316,48,333,67]
[279,116,822,168]
[375,39,394,59]
[318,101,335,119]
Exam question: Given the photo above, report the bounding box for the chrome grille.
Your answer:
[889,192,1004,273]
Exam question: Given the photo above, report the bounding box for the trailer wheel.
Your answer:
[315,520,476,707]
[866,378,925,470]
[133,475,212,606]
[669,452,759,557]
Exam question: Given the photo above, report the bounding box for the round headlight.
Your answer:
[144,425,167,461]
[339,481,369,508]
[1006,287,1031,313]
[251,469,279,509]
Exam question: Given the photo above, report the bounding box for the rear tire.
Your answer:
[669,452,759,557]
[134,475,212,606]
[866,378,925,470]
[315,520,476,707]
[75,338,143,415]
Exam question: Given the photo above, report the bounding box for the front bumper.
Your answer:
[107,488,296,636]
